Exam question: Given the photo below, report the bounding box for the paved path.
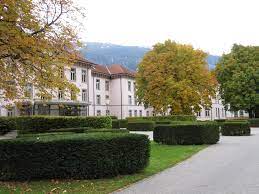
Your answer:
[115,128,259,194]
[0,130,17,140]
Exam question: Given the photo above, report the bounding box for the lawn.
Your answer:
[0,142,206,194]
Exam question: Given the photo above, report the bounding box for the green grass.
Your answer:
[0,142,206,194]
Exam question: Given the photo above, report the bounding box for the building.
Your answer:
[0,59,248,120]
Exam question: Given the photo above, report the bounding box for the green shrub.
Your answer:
[127,120,155,131]
[18,127,91,135]
[0,133,150,181]
[85,128,129,133]
[221,122,250,136]
[110,116,118,119]
[112,119,128,129]
[155,121,171,125]
[249,118,259,127]
[154,122,219,145]
[0,117,16,135]
[119,119,128,128]
[15,116,112,133]
[127,115,196,122]
[112,120,120,129]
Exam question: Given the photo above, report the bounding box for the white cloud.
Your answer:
[76,0,259,55]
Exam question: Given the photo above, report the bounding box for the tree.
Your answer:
[136,40,216,115]
[0,0,85,101]
[216,44,259,118]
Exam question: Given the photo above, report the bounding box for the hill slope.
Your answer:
[81,42,220,70]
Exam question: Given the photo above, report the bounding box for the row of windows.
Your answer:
[96,79,110,91]
[128,95,138,105]
[128,110,155,117]
[128,81,136,92]
[96,110,110,116]
[196,108,226,118]
[58,89,88,102]
[70,68,87,83]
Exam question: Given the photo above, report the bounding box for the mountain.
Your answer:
[81,42,220,70]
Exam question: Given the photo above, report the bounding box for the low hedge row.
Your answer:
[127,115,196,122]
[0,117,16,135]
[221,122,250,136]
[15,116,112,133]
[112,119,128,129]
[249,118,259,127]
[127,121,155,131]
[0,133,150,181]
[154,122,219,145]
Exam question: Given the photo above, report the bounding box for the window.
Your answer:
[105,80,109,91]
[234,111,238,117]
[106,110,110,116]
[70,68,76,81]
[128,95,132,105]
[133,82,136,91]
[128,81,131,91]
[152,111,155,116]
[196,111,201,117]
[134,110,137,117]
[134,96,138,105]
[58,89,63,100]
[82,69,87,83]
[139,110,142,117]
[240,110,244,117]
[146,111,149,117]
[96,79,100,90]
[205,109,210,117]
[129,110,132,117]
[96,95,101,105]
[71,90,76,101]
[222,108,224,117]
[97,110,101,116]
[7,109,14,117]
[82,89,87,102]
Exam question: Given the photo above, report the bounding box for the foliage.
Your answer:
[14,116,112,133]
[136,40,216,115]
[0,117,16,135]
[0,0,85,101]
[221,121,250,136]
[112,119,128,129]
[0,143,205,194]
[127,120,155,131]
[154,122,220,145]
[216,44,259,118]
[249,118,259,127]
[127,115,196,122]
[0,133,150,181]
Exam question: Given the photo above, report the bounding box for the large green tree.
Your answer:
[216,44,259,118]
[0,0,85,101]
[136,40,216,115]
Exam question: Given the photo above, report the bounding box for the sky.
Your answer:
[76,0,259,55]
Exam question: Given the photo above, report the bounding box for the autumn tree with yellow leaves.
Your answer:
[0,0,85,100]
[136,40,216,115]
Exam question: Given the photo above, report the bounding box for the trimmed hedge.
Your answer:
[112,120,120,129]
[0,133,150,181]
[249,118,259,127]
[85,128,129,133]
[221,122,250,136]
[18,127,92,135]
[119,119,128,128]
[154,122,219,145]
[112,119,128,129]
[15,116,112,133]
[155,121,171,125]
[0,117,16,135]
[127,121,155,131]
[127,115,196,122]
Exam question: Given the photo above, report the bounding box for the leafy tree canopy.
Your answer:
[0,0,85,101]
[136,40,216,115]
[216,44,259,118]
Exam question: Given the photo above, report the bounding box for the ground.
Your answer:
[0,142,205,194]
[115,127,259,194]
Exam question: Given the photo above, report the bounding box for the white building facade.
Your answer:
[0,59,248,120]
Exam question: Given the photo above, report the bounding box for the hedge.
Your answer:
[221,122,250,136]
[112,119,128,129]
[15,116,112,133]
[154,122,219,145]
[127,121,155,131]
[0,133,150,181]
[127,115,196,122]
[18,127,92,135]
[0,117,16,135]
[85,128,129,133]
[249,118,259,127]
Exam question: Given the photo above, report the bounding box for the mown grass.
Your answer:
[0,142,206,194]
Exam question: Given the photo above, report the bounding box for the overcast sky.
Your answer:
[76,0,259,55]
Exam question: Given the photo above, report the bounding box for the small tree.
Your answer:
[136,40,216,115]
[0,0,85,100]
[216,44,259,118]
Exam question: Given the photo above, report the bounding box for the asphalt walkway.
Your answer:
[115,128,259,194]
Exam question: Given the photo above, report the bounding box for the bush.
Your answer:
[127,121,155,131]
[154,122,219,145]
[85,128,129,133]
[119,119,128,128]
[155,121,171,125]
[110,116,118,120]
[18,127,92,135]
[221,122,250,136]
[249,118,259,127]
[0,133,150,181]
[112,119,128,129]
[15,116,112,133]
[112,120,120,129]
[127,115,196,122]
[0,117,16,135]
